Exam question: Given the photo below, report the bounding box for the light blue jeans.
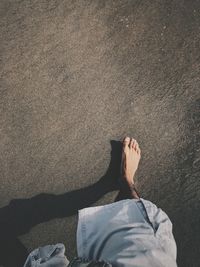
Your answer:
[23,198,177,267]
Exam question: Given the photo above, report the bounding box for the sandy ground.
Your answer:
[0,1,200,266]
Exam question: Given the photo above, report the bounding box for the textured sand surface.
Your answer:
[0,1,200,266]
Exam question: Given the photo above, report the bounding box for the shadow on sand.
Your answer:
[0,140,123,267]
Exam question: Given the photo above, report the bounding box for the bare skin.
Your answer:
[120,137,141,199]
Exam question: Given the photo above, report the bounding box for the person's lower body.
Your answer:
[76,137,177,266]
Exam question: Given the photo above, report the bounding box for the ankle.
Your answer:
[121,175,135,187]
[120,179,140,199]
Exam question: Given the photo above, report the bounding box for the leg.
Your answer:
[116,137,141,201]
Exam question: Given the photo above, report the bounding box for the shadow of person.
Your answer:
[0,140,122,267]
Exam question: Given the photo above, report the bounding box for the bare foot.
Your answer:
[121,136,141,187]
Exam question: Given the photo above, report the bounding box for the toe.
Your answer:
[130,137,135,148]
[136,143,141,155]
[135,142,139,151]
[132,139,137,150]
[123,137,130,149]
